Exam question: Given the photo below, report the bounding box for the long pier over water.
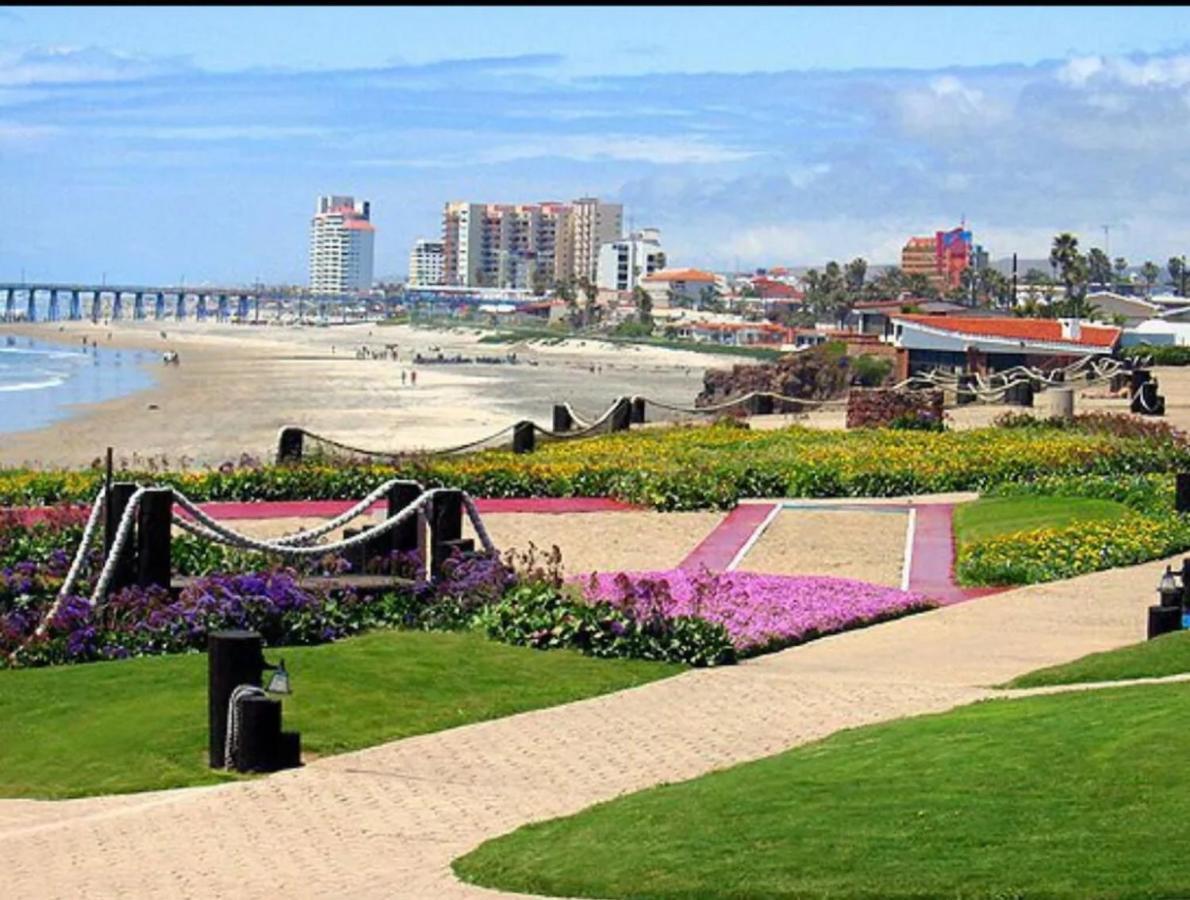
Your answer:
[0,282,399,323]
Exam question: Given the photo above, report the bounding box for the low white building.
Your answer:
[408,239,445,287]
[1123,318,1190,346]
[596,229,666,292]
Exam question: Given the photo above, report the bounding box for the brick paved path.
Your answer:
[0,546,1166,898]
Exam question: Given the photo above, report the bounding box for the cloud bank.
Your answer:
[4,46,1190,282]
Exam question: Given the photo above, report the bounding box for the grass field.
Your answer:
[454,683,1190,899]
[1009,629,1190,688]
[953,495,1130,548]
[0,629,681,799]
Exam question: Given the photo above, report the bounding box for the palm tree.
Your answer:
[1113,257,1130,290]
[1087,248,1112,288]
[1141,261,1161,297]
[1050,233,1090,312]
[1169,257,1187,297]
[844,257,867,295]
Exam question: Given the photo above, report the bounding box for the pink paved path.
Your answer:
[9,496,636,526]
[677,500,1004,605]
[909,503,1003,605]
[678,503,778,572]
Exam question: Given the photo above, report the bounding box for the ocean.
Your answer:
[0,336,156,435]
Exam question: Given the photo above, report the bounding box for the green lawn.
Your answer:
[0,629,681,799]
[454,683,1190,899]
[953,495,1130,548]
[1009,629,1190,688]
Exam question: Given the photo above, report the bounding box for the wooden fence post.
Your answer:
[103,481,139,595]
[135,488,173,590]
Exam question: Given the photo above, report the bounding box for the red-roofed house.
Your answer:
[889,314,1121,380]
[641,268,723,308]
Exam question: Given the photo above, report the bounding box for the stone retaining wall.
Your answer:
[846,387,944,429]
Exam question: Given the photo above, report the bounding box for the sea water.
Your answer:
[0,336,156,435]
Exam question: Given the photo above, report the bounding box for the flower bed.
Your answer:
[582,569,933,657]
[3,419,1187,511]
[956,473,1190,586]
[2,550,513,669]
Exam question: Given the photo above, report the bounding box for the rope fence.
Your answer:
[276,352,1136,462]
[10,479,500,665]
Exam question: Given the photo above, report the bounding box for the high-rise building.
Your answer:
[407,238,445,287]
[441,197,623,289]
[570,197,623,285]
[596,228,666,292]
[900,226,975,291]
[309,195,375,295]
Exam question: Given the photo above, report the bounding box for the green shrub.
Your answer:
[1121,343,1190,366]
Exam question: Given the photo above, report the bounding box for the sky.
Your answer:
[5,5,1190,284]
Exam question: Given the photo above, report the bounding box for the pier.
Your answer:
[0,282,402,324]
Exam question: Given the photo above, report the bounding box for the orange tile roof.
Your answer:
[642,268,717,283]
[893,315,1120,348]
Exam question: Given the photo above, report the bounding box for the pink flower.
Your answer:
[578,568,932,655]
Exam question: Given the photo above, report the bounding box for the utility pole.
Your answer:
[1011,253,1018,309]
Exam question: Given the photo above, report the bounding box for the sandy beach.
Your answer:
[0,320,735,468]
[2,317,1184,469]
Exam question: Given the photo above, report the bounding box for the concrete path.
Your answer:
[0,546,1172,898]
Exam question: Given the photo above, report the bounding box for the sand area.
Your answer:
[0,319,728,468]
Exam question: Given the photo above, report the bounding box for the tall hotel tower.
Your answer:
[309,195,375,295]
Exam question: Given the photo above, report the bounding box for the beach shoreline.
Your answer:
[0,319,743,469]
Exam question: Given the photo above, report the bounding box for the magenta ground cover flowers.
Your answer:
[582,569,934,656]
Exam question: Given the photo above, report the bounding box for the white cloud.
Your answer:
[1059,53,1190,89]
[1058,56,1105,87]
[356,133,760,168]
[895,74,1008,139]
[0,46,189,86]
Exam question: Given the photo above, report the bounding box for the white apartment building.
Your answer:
[596,228,666,292]
[441,197,622,289]
[309,195,375,295]
[407,238,445,287]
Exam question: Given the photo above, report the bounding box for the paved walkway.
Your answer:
[0,542,1168,898]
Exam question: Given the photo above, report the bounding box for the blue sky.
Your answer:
[4,6,1190,283]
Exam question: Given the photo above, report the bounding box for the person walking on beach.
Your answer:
[401,370,407,386]
[410,370,417,387]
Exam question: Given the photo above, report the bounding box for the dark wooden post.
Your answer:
[610,397,631,432]
[630,397,646,424]
[956,374,975,405]
[1177,475,1190,515]
[135,488,173,590]
[353,482,426,573]
[388,482,424,556]
[429,489,464,580]
[277,427,304,464]
[512,420,536,454]
[235,695,284,773]
[1148,605,1183,640]
[552,404,573,432]
[753,394,774,415]
[104,481,139,594]
[208,630,265,768]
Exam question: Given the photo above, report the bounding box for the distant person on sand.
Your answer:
[410,370,417,387]
[401,370,407,386]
